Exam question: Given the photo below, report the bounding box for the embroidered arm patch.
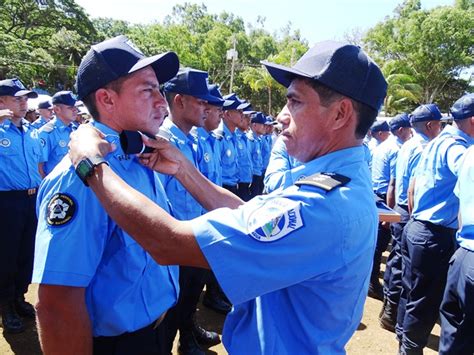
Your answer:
[295,172,350,192]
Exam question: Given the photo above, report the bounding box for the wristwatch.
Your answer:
[75,156,109,186]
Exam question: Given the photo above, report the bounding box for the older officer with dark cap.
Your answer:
[396,94,474,354]
[67,40,387,353]
[0,78,42,334]
[33,35,180,354]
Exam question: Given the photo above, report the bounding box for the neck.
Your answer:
[11,116,23,127]
[169,114,192,135]
[57,116,73,126]
[224,119,236,132]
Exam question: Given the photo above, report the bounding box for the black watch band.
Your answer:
[75,156,109,186]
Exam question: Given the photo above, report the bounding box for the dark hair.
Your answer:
[303,78,378,139]
[164,91,177,110]
[81,76,128,121]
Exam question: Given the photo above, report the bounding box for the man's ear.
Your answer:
[332,98,354,130]
[95,88,116,115]
[173,94,184,110]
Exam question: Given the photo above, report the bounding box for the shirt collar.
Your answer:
[92,121,134,170]
[162,118,191,146]
[443,124,474,145]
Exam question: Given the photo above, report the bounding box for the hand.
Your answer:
[0,109,13,123]
[138,135,186,176]
[68,124,115,168]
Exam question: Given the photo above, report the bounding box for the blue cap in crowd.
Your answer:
[265,115,277,125]
[222,93,248,111]
[52,91,77,107]
[251,112,267,124]
[75,35,179,100]
[206,84,225,106]
[370,120,390,132]
[409,104,442,123]
[164,68,217,102]
[0,78,38,98]
[262,41,387,112]
[389,113,411,131]
[38,99,53,109]
[450,93,474,120]
[243,104,256,115]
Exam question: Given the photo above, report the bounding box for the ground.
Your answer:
[1,257,440,354]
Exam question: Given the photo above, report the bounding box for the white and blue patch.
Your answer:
[0,138,11,147]
[204,152,210,163]
[247,198,303,242]
[59,140,67,148]
[40,138,46,147]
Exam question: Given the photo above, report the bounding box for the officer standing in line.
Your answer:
[33,35,181,354]
[67,40,388,353]
[161,68,220,355]
[248,112,266,198]
[31,99,54,129]
[0,78,42,334]
[39,91,78,175]
[367,119,390,152]
[439,129,474,354]
[379,104,443,332]
[235,105,253,201]
[263,105,301,194]
[396,93,474,355]
[217,93,247,194]
[370,113,412,300]
[260,116,273,172]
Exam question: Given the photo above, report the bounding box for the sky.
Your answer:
[75,0,455,44]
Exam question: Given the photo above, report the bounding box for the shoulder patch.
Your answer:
[39,121,55,133]
[295,172,350,192]
[46,193,76,226]
[247,198,303,242]
[0,138,11,147]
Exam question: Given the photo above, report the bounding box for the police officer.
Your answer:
[68,40,387,353]
[0,78,42,334]
[379,104,443,331]
[235,105,253,201]
[368,119,390,151]
[396,94,474,354]
[31,99,54,129]
[248,112,266,198]
[439,117,474,354]
[33,35,180,354]
[39,91,78,175]
[370,113,412,299]
[161,68,220,354]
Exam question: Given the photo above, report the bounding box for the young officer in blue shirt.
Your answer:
[0,78,42,334]
[379,104,443,332]
[33,35,180,355]
[31,99,54,129]
[39,91,79,175]
[248,112,267,198]
[396,93,474,354]
[67,40,388,354]
[439,132,474,354]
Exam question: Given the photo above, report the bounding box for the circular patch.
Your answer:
[204,152,210,163]
[59,140,67,148]
[46,193,76,226]
[0,138,11,147]
[226,149,232,157]
[40,138,46,147]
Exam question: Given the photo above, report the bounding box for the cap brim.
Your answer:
[236,102,250,110]
[129,51,180,85]
[15,90,38,99]
[243,110,256,115]
[261,60,311,88]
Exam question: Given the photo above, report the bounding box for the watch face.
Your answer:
[77,159,93,178]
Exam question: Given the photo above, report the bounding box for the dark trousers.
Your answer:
[371,222,392,285]
[93,317,171,355]
[383,204,409,305]
[222,184,238,195]
[439,247,474,355]
[0,191,37,304]
[396,218,457,354]
[236,182,251,202]
[249,174,264,199]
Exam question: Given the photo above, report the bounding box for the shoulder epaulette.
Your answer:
[295,172,351,192]
[212,130,224,140]
[39,120,55,133]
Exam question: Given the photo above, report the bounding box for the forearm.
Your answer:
[386,178,396,208]
[88,163,209,267]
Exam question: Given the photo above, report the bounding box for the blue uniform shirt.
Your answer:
[193,146,377,354]
[31,116,50,129]
[261,134,272,169]
[0,119,44,190]
[248,131,264,176]
[372,135,403,195]
[196,127,222,186]
[235,129,253,184]
[395,132,429,206]
[216,121,239,186]
[39,117,77,175]
[264,136,301,194]
[159,118,202,220]
[33,121,179,337]
[413,124,473,228]
[454,146,474,251]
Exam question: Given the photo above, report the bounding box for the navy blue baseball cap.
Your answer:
[251,112,267,124]
[75,35,179,100]
[389,113,411,131]
[450,93,474,120]
[207,84,225,106]
[265,115,277,125]
[262,41,387,111]
[38,99,53,109]
[222,93,248,111]
[163,68,217,102]
[370,120,390,132]
[410,104,442,123]
[243,103,256,115]
[52,91,77,107]
[0,78,38,98]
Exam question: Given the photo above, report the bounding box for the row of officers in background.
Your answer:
[365,95,474,355]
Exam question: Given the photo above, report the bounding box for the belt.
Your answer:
[0,188,37,197]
